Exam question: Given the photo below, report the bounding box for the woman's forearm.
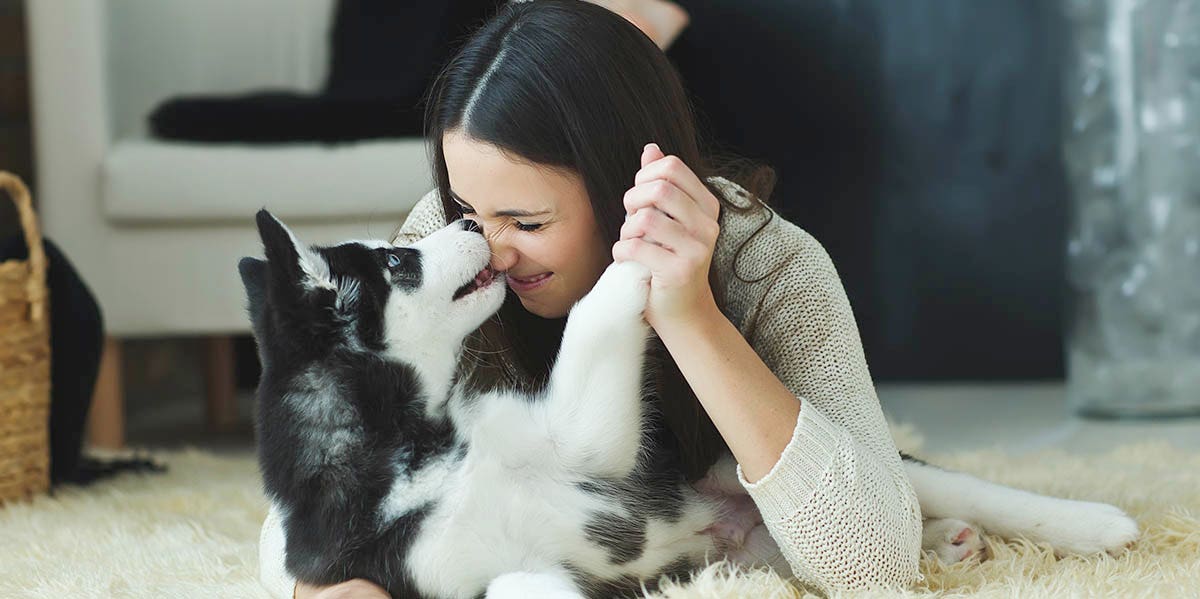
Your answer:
[654,305,802,483]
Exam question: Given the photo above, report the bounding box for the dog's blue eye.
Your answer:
[387,253,401,268]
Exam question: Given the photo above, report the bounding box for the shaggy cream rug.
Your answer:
[1,425,1197,598]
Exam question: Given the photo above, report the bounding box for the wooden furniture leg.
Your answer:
[205,335,238,432]
[87,336,125,449]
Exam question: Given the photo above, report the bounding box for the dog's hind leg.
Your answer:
[921,517,986,563]
[903,457,1139,557]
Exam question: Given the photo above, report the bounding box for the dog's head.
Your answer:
[238,210,506,368]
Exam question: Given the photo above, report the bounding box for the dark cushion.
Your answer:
[148,0,501,143]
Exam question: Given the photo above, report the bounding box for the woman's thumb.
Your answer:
[642,142,665,168]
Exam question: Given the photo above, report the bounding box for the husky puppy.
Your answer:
[241,211,729,598]
[242,210,1139,598]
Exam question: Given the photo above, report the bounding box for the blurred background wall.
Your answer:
[8,0,1076,433]
[669,0,1067,381]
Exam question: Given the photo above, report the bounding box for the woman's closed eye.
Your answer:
[454,200,542,232]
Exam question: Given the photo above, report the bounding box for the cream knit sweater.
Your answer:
[257,177,924,597]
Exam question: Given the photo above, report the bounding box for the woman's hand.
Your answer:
[613,143,722,332]
[295,579,391,599]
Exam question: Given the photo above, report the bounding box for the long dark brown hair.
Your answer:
[419,0,776,482]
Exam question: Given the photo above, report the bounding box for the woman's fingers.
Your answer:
[642,142,665,168]
[623,180,702,233]
[613,235,674,271]
[622,183,720,247]
[622,206,680,250]
[613,235,708,284]
[634,145,720,221]
[621,205,710,254]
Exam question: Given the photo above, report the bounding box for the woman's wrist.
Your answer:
[651,295,726,344]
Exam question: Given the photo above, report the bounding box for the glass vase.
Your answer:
[1062,0,1200,417]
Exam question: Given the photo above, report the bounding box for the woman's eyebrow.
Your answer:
[449,189,551,218]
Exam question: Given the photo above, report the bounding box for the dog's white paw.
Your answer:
[486,571,585,599]
[1039,500,1140,557]
[922,518,987,564]
[573,260,651,323]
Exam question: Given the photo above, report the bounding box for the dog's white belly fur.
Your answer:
[405,459,606,597]
[398,390,720,599]
[402,448,719,598]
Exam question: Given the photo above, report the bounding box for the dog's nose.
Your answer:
[461,219,483,234]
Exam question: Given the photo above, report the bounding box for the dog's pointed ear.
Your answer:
[255,209,334,292]
[238,256,269,335]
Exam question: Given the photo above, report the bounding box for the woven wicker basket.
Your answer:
[0,171,50,505]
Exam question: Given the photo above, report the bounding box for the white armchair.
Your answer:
[26,0,434,447]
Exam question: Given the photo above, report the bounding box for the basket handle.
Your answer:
[0,171,47,324]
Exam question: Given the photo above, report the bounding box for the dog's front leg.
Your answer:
[542,260,652,479]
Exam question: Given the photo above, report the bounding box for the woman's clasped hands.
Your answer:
[613,143,723,332]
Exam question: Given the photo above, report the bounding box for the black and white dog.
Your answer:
[241,211,732,598]
[241,210,1138,598]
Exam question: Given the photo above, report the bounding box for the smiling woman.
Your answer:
[419,2,764,486]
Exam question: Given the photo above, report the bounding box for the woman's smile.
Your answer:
[508,272,554,293]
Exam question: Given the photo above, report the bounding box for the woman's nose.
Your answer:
[465,219,517,271]
[489,240,519,272]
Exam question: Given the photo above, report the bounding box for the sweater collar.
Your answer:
[706,175,757,209]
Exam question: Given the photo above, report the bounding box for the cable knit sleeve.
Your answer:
[725,213,923,593]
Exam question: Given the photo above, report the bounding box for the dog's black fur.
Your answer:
[242,211,462,595]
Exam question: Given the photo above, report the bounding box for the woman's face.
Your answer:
[442,130,611,318]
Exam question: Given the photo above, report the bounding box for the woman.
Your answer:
[263,1,923,597]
